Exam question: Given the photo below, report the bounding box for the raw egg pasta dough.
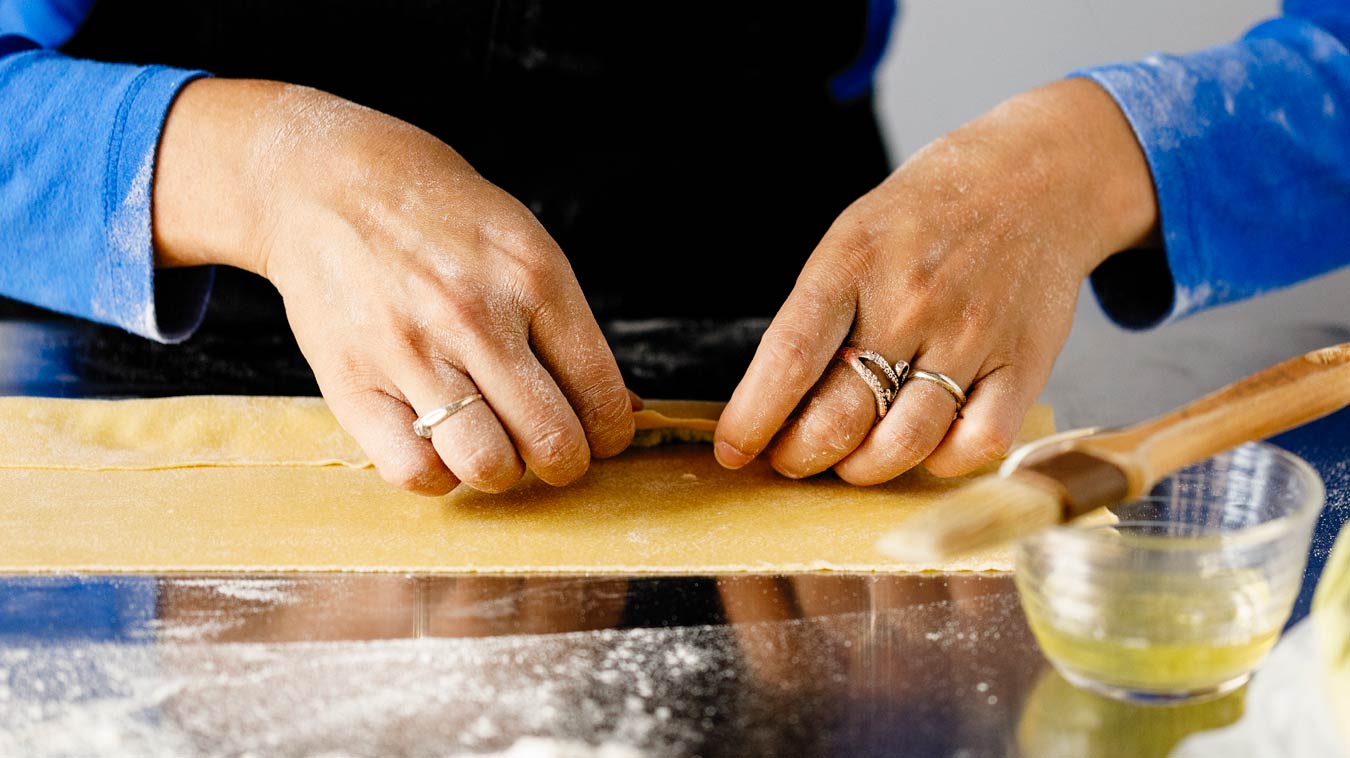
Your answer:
[0,396,1054,573]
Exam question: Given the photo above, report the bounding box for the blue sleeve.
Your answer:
[0,13,213,343]
[1075,0,1350,329]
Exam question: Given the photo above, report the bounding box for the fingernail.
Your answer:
[715,440,752,469]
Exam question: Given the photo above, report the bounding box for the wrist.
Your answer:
[152,78,290,275]
[970,79,1160,272]
[1032,79,1160,262]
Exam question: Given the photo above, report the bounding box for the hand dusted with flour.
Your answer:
[717,79,1158,485]
[152,80,634,495]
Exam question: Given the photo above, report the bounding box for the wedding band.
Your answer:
[836,348,907,420]
[413,394,485,439]
[909,370,967,412]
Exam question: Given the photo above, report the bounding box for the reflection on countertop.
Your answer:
[1,573,1072,758]
[36,571,1350,757]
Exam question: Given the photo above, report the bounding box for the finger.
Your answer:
[396,360,526,493]
[869,574,952,613]
[461,336,592,487]
[764,362,879,478]
[430,577,523,637]
[517,577,627,634]
[627,389,644,412]
[717,576,799,624]
[716,577,811,691]
[946,574,1021,642]
[715,271,856,469]
[763,289,920,478]
[790,575,869,617]
[528,288,635,459]
[945,573,1014,606]
[923,363,1042,478]
[322,382,459,496]
[833,344,980,485]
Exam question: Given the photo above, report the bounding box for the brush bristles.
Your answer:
[877,474,1064,563]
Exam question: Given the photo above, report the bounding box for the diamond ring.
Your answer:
[836,348,910,420]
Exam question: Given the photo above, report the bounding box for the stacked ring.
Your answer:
[836,348,910,420]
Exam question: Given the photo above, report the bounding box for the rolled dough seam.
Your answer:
[631,400,721,447]
[0,396,368,471]
[0,397,724,471]
[0,396,1056,574]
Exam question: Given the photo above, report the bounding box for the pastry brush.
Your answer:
[878,342,1350,563]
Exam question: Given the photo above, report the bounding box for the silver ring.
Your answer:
[413,394,484,439]
[908,370,967,415]
[836,348,907,419]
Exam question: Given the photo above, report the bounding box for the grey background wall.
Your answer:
[876,0,1278,156]
[870,0,1350,428]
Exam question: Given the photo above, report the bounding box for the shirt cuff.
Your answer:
[1072,15,1350,330]
[103,63,215,343]
[1071,61,1204,330]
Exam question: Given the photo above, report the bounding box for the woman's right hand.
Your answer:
[151,79,635,495]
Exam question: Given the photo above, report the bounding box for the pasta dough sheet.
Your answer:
[0,396,1054,574]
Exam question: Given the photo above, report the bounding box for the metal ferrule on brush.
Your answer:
[1012,450,1131,522]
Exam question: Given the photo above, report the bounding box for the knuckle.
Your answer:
[924,423,1015,478]
[821,234,879,281]
[766,392,873,478]
[968,422,1017,462]
[378,454,448,495]
[760,328,820,387]
[769,430,855,480]
[433,294,496,339]
[504,256,558,305]
[323,355,384,397]
[883,416,943,468]
[959,298,998,332]
[895,257,947,298]
[527,423,590,485]
[455,446,522,493]
[889,435,934,469]
[805,413,864,458]
[579,388,636,458]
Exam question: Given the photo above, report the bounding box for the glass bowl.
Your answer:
[1014,442,1324,704]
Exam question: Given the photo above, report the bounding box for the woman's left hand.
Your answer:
[714,79,1159,483]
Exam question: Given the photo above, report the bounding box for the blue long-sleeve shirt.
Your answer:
[0,0,211,343]
[0,1,1347,342]
[1078,0,1350,328]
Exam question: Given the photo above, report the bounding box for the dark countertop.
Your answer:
[0,311,1347,757]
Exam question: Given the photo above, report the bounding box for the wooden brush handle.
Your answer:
[1086,343,1350,496]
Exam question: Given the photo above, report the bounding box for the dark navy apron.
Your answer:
[60,0,891,322]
